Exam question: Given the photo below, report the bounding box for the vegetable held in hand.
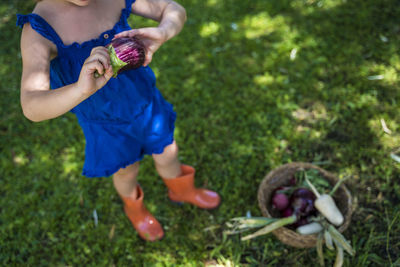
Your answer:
[95,37,146,78]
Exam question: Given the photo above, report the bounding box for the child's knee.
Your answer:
[113,161,140,180]
[152,141,179,166]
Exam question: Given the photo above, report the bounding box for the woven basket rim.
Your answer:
[257,162,353,248]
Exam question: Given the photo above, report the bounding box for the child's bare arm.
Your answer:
[114,0,186,66]
[20,23,113,122]
[130,0,187,41]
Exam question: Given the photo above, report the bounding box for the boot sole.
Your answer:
[168,198,222,210]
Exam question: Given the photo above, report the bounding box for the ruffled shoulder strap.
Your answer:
[121,0,136,18]
[16,13,63,46]
[125,0,137,11]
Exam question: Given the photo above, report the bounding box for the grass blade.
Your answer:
[317,232,325,267]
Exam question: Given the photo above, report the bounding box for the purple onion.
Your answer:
[304,199,317,214]
[290,188,317,218]
[291,188,316,201]
[291,197,308,213]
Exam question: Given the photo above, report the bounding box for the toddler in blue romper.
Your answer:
[17,1,176,178]
[17,0,221,242]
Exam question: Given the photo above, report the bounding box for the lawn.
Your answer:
[1,0,399,266]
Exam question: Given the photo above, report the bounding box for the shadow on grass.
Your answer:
[160,0,400,265]
[1,0,399,265]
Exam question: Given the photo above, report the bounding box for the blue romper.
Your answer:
[17,0,176,177]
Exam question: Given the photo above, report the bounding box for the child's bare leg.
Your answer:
[113,161,164,241]
[155,140,221,209]
[113,161,140,198]
[152,140,181,179]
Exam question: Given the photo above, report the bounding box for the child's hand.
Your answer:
[113,27,167,66]
[77,47,113,96]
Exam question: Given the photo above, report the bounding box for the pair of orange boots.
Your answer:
[119,165,221,241]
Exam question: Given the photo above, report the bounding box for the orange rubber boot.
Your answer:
[120,185,164,241]
[162,165,221,209]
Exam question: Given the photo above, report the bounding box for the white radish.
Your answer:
[305,176,344,226]
[314,195,344,226]
[296,222,323,235]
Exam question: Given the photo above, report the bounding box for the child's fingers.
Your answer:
[87,53,110,69]
[90,46,109,56]
[90,47,110,65]
[103,66,113,80]
[95,66,113,88]
[113,29,143,39]
[84,60,106,76]
[113,30,132,39]
[92,49,110,61]
[143,52,153,67]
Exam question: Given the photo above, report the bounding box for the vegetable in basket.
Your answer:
[296,222,323,235]
[304,175,344,226]
[226,187,317,240]
[272,192,289,211]
[224,168,354,267]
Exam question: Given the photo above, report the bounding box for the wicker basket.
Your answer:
[257,162,353,248]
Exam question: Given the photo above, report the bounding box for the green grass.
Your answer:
[1,0,400,265]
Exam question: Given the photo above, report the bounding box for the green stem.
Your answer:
[328,225,355,256]
[329,176,350,196]
[333,239,344,267]
[304,174,321,198]
[324,230,334,250]
[225,217,279,235]
[241,215,297,241]
[230,217,278,228]
[317,232,325,267]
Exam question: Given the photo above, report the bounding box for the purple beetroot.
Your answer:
[272,193,290,211]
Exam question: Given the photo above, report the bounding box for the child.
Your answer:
[17,0,220,242]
